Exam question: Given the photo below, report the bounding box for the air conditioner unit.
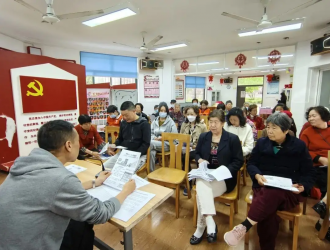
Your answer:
[140,59,164,70]
[311,34,330,56]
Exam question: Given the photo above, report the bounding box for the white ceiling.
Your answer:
[0,0,329,59]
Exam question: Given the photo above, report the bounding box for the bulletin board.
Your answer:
[175,79,184,100]
[87,88,110,126]
[144,75,160,98]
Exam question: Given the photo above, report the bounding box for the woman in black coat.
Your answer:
[224,112,315,250]
[189,109,244,245]
[277,91,287,106]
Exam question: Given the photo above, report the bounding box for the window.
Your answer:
[238,76,263,86]
[94,77,110,84]
[185,76,206,102]
[85,76,136,85]
[111,77,121,86]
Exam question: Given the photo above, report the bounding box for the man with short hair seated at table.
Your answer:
[104,101,151,170]
[0,120,136,250]
[75,114,105,159]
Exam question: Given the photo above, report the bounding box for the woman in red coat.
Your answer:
[247,104,265,130]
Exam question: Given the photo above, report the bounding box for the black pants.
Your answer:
[60,220,94,250]
[315,167,328,198]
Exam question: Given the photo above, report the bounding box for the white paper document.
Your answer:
[131,174,150,189]
[113,190,155,222]
[263,175,299,192]
[99,142,109,155]
[113,146,127,149]
[65,164,87,174]
[87,185,120,202]
[188,162,232,182]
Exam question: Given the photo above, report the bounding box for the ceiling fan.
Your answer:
[13,0,106,24]
[139,32,163,52]
[222,0,322,30]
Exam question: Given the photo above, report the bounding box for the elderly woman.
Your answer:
[190,110,243,245]
[149,102,177,172]
[247,104,265,130]
[170,103,184,132]
[224,107,254,156]
[180,105,208,196]
[242,108,257,140]
[224,112,315,249]
[300,106,330,227]
[199,100,211,116]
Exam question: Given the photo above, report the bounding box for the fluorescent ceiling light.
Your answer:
[222,73,232,75]
[258,63,288,67]
[260,70,270,72]
[150,42,187,52]
[190,62,219,66]
[253,54,294,59]
[276,69,287,71]
[174,71,207,76]
[258,65,272,67]
[83,2,138,27]
[238,19,303,37]
[211,68,229,71]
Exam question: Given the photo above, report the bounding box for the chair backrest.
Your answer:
[200,115,209,129]
[161,132,191,172]
[105,126,120,143]
[257,130,263,139]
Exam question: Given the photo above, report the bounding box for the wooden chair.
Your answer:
[257,130,263,139]
[147,133,191,218]
[156,151,170,167]
[244,190,302,250]
[136,148,150,177]
[193,170,241,230]
[318,151,330,240]
[105,126,120,143]
[200,115,209,129]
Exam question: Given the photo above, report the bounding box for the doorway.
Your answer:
[236,76,264,108]
[318,69,330,110]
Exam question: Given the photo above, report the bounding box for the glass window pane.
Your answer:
[196,88,205,101]
[111,77,121,86]
[86,76,94,85]
[94,76,110,84]
[121,78,135,84]
[186,88,195,102]
[238,76,264,86]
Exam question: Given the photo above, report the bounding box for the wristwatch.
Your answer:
[92,179,96,189]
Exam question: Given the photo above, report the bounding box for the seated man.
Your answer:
[107,105,123,126]
[0,120,136,250]
[104,101,151,170]
[75,114,105,159]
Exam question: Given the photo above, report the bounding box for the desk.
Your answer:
[68,160,174,250]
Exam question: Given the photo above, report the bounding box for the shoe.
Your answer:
[312,201,326,219]
[224,224,247,247]
[183,188,188,196]
[206,224,218,243]
[315,220,322,231]
[190,228,206,245]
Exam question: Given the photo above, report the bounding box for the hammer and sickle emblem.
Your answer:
[26,80,43,97]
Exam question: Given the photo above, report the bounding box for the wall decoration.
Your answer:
[268,49,281,65]
[267,80,280,94]
[266,74,273,83]
[87,88,110,125]
[180,60,189,72]
[175,79,184,100]
[226,84,231,89]
[207,87,213,91]
[208,75,214,83]
[112,90,138,109]
[235,53,247,68]
[220,78,224,85]
[144,75,160,98]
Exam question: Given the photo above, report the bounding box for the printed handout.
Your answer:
[65,164,87,174]
[263,175,299,192]
[188,162,232,182]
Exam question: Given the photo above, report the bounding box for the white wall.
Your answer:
[137,59,174,115]
[0,33,25,52]
[291,40,330,133]
[207,72,291,107]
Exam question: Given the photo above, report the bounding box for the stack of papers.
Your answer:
[66,164,87,174]
[263,175,299,192]
[188,161,232,182]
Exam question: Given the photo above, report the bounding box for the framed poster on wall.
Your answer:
[86,88,110,126]
[144,75,159,98]
[175,79,184,100]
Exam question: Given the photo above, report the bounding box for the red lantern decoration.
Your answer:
[220,78,224,85]
[208,75,214,83]
[266,74,273,83]
[268,50,281,65]
[180,60,189,72]
[235,53,247,68]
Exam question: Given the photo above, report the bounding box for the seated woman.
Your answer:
[106,105,123,126]
[242,107,257,140]
[170,103,184,132]
[272,103,297,136]
[190,110,243,245]
[300,106,330,227]
[135,103,149,121]
[192,98,199,106]
[199,100,211,116]
[149,102,177,172]
[180,105,208,196]
[224,112,315,249]
[74,115,105,159]
[224,107,254,156]
[247,104,265,130]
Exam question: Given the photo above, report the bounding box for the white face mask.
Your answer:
[159,112,167,118]
[275,111,280,113]
[187,115,196,122]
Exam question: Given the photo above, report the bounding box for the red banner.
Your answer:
[20,76,77,113]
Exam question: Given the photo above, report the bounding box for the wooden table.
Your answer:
[67,160,174,250]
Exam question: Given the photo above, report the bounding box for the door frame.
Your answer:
[316,68,330,105]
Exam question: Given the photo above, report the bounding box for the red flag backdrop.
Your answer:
[20,76,77,113]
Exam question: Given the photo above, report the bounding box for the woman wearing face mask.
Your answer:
[224,107,254,156]
[192,98,199,106]
[149,102,177,172]
[247,104,265,130]
[135,103,149,121]
[106,105,123,126]
[199,100,211,116]
[180,105,208,196]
